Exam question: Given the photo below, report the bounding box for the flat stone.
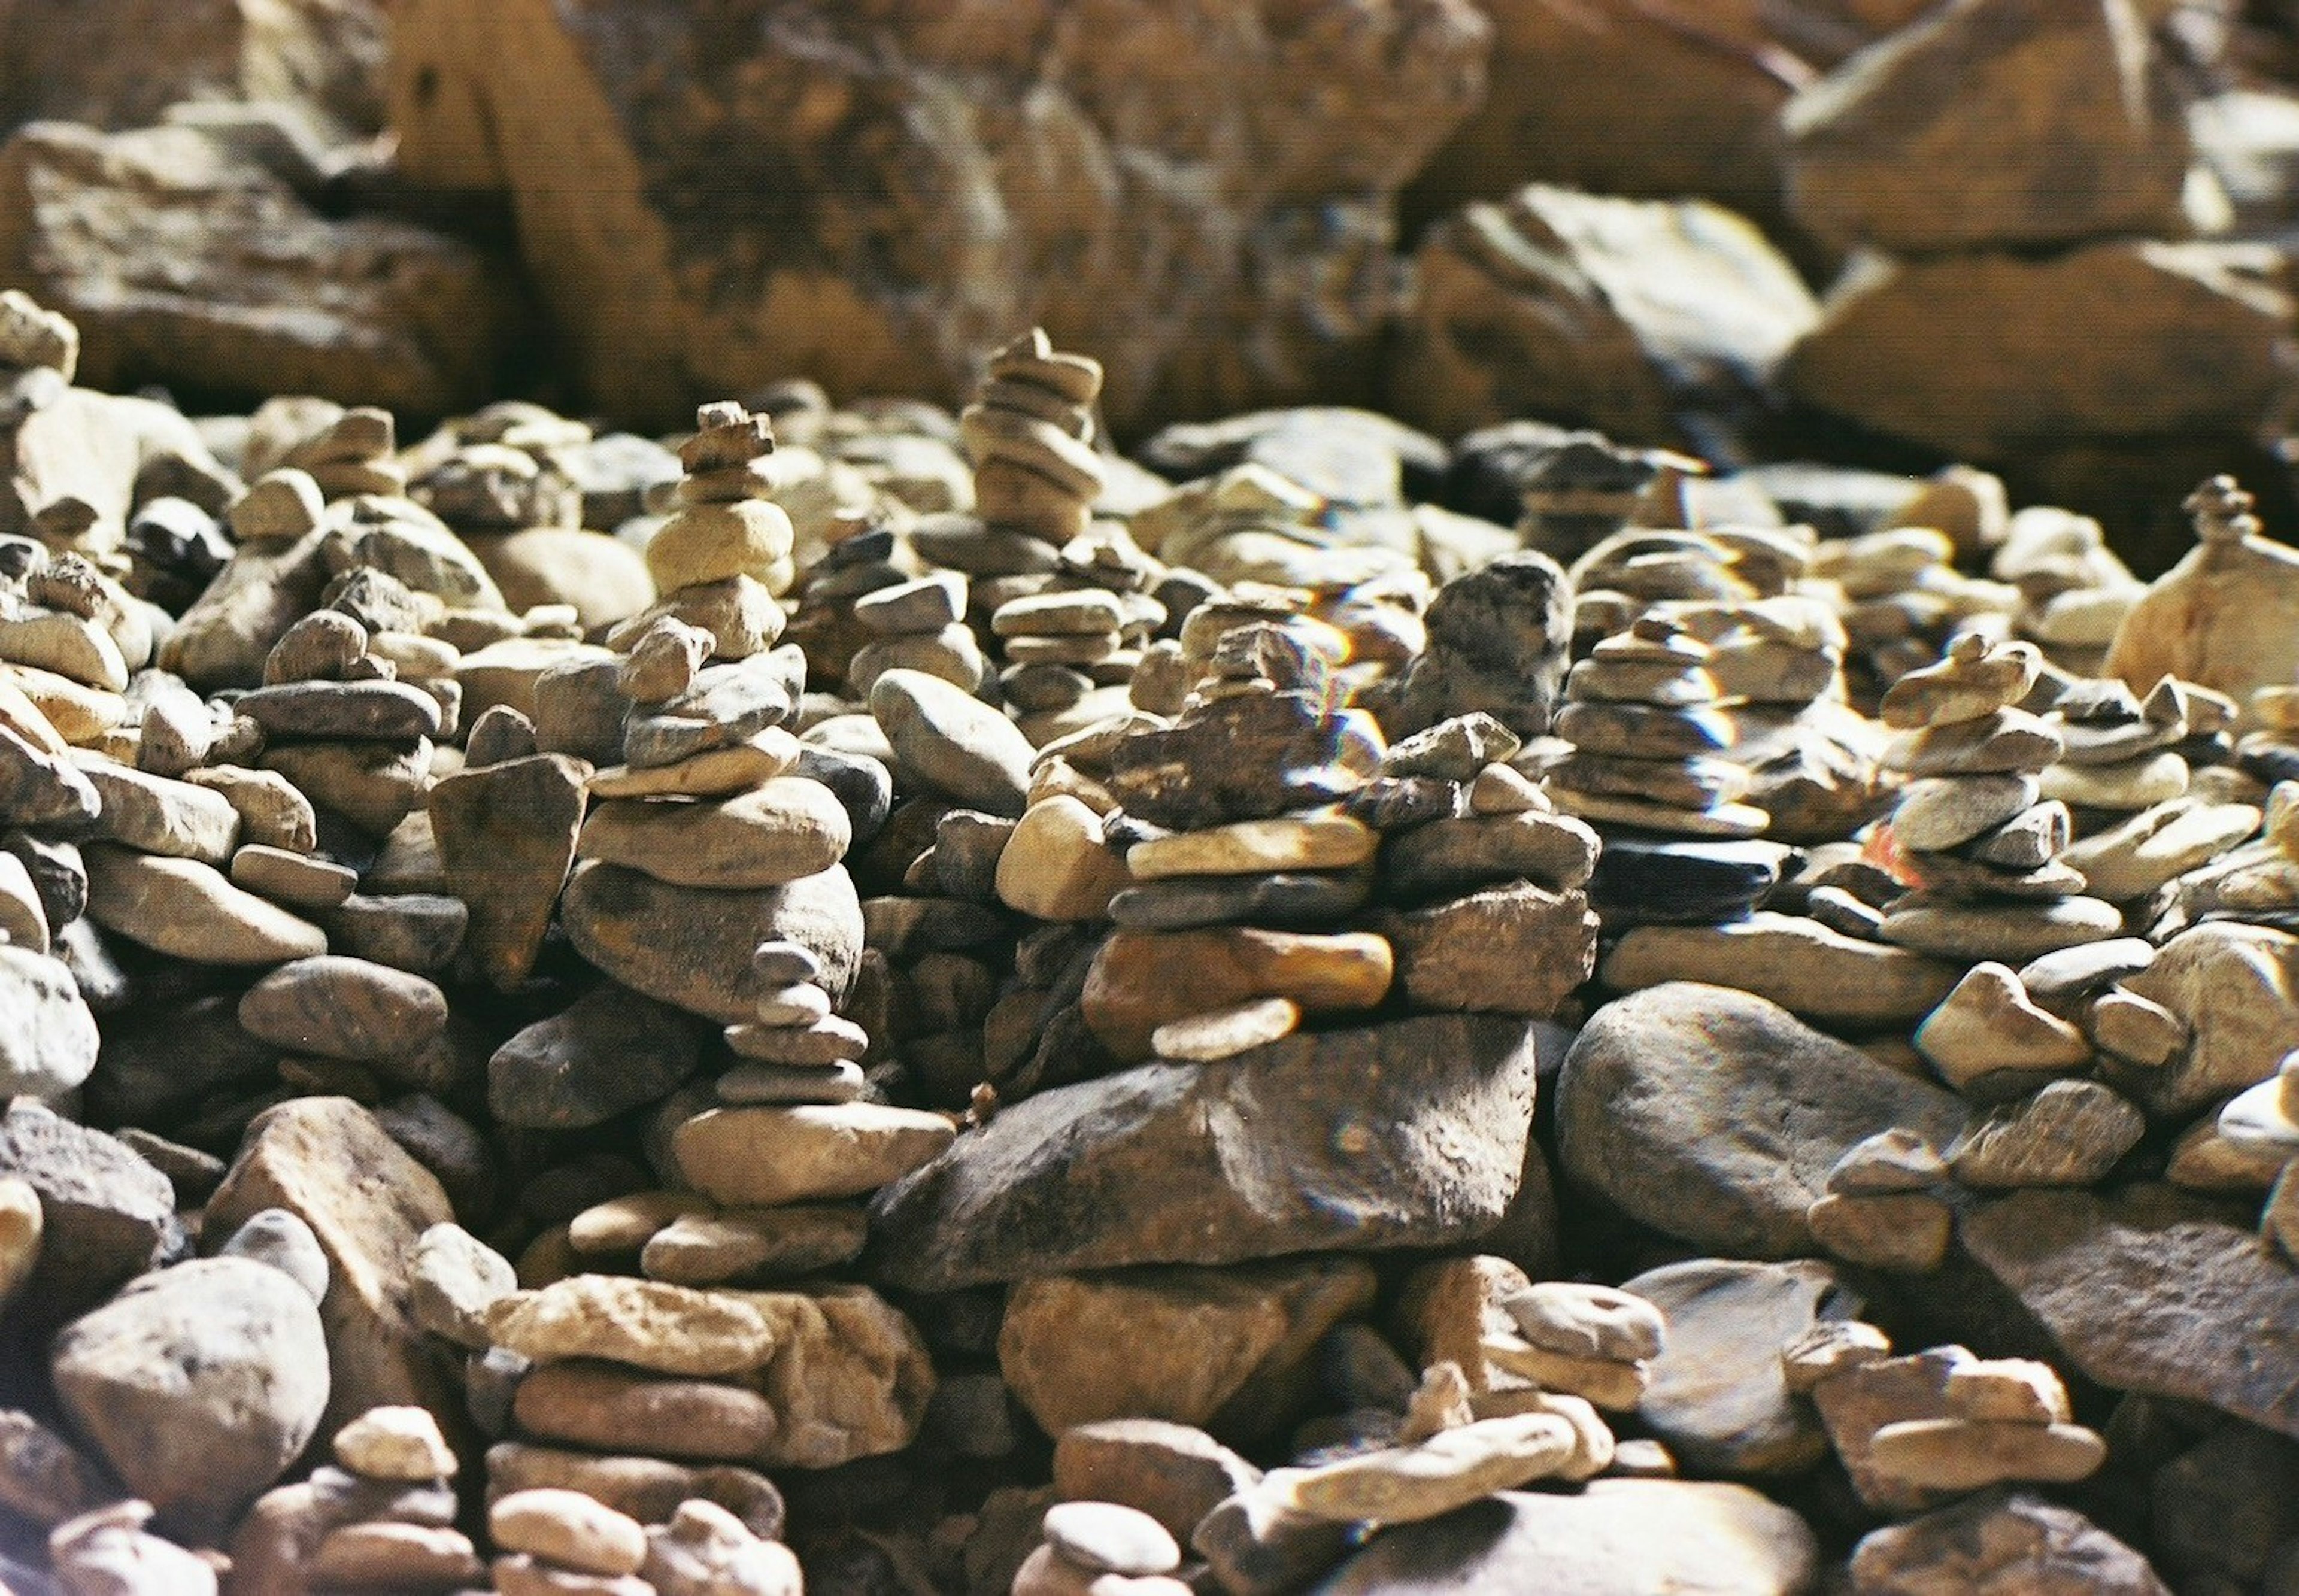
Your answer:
[560,860,864,1025]
[2060,798,2262,902]
[205,1097,459,1442]
[587,730,797,800]
[869,668,1034,817]
[1108,869,1372,931]
[996,796,1128,921]
[1915,961,2092,1093]
[1042,1500,1181,1577]
[1106,691,1367,830]
[1557,983,1967,1258]
[1961,1185,2299,1439]
[77,760,241,862]
[1316,1480,1818,1594]
[641,1204,869,1285]
[1885,708,2063,776]
[1879,895,2124,963]
[871,1014,1540,1291]
[1622,1259,1852,1477]
[672,1104,953,1207]
[1948,1080,2147,1188]
[491,1487,649,1578]
[335,1405,457,1482]
[1152,997,1301,1063]
[721,1013,869,1067]
[999,1259,1376,1443]
[483,1443,785,1544]
[486,1276,777,1377]
[51,1257,328,1539]
[238,955,447,1063]
[429,752,589,990]
[83,845,328,963]
[2124,923,2299,1117]
[1127,813,1375,880]
[1053,1420,1262,1545]
[229,843,356,909]
[306,1522,482,1589]
[1603,912,1961,1025]
[1380,881,1596,1017]
[1081,927,1393,1062]
[409,1222,518,1351]
[1586,837,1785,926]
[1892,774,2040,854]
[623,649,800,770]
[235,679,443,741]
[1867,1418,2106,1492]
[490,982,706,1131]
[1285,1413,1582,1525]
[577,777,850,890]
[512,1362,778,1464]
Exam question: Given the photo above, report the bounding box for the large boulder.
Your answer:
[386,0,1490,432]
[0,120,517,416]
[1781,242,2297,465]
[869,1012,1540,1292]
[1391,184,1818,447]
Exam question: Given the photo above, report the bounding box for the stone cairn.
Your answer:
[4,284,2298,1595]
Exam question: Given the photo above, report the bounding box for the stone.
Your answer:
[674,1103,955,1207]
[0,1103,176,1313]
[1557,983,1967,1258]
[0,945,98,1098]
[490,983,705,1131]
[512,1362,777,1463]
[1781,0,2189,255]
[561,861,864,1026]
[870,669,1034,817]
[995,796,1129,921]
[1948,1080,2147,1188]
[0,1409,104,1528]
[77,761,239,862]
[0,122,513,418]
[1380,812,1601,902]
[1108,692,1370,831]
[49,1500,223,1595]
[1782,244,2295,465]
[1109,870,1374,933]
[0,1176,38,1307]
[641,1204,868,1285]
[999,1259,1376,1442]
[1391,184,1818,449]
[1081,927,1394,1062]
[1190,1484,1356,1596]
[872,1013,1540,1291]
[1849,1491,2172,1596]
[334,1406,457,1482]
[50,1257,329,1538]
[1622,1259,1851,1478]
[305,1521,484,1589]
[82,846,328,963]
[1893,775,2039,853]
[186,764,317,852]
[1867,1419,2107,1492]
[1963,1185,2299,1437]
[217,1207,330,1303]
[388,0,1483,433]
[1152,998,1301,1064]
[235,679,444,741]
[1602,914,1961,1026]
[1382,554,1572,740]
[578,778,849,890]
[229,843,356,909]
[1878,894,2124,964]
[1315,1480,1818,1595]
[491,1488,648,1578]
[1042,1501,1182,1577]
[257,736,432,836]
[1500,1284,1663,1364]
[238,956,447,1063]
[2121,922,2299,1117]
[205,1097,459,1442]
[1585,836,1784,926]
[2061,798,2261,902]
[485,1276,777,1377]
[1053,1421,1262,1545]
[1285,1413,1583,1525]
[484,1443,785,1543]
[642,1498,803,1596]
[428,751,588,990]
[1381,881,1596,1017]
[1915,963,2092,1093]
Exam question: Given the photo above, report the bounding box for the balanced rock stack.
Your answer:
[290,1406,481,1592]
[1875,634,2122,962]
[848,568,982,697]
[1009,1500,1191,1596]
[2036,672,2201,821]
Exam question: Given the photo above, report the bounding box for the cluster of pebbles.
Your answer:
[1,289,2298,1594]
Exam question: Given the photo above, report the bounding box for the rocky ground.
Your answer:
[0,284,2295,1594]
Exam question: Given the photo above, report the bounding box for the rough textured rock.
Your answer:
[1782,0,2192,254]
[0,120,516,415]
[204,1097,461,1443]
[1393,183,1818,445]
[1960,1186,2299,1439]
[1782,242,2297,465]
[998,1258,1376,1442]
[386,0,1489,431]
[1318,1480,1820,1594]
[0,945,98,1099]
[1557,983,1966,1258]
[871,1013,1540,1291]
[1849,1489,2172,1595]
[427,753,588,992]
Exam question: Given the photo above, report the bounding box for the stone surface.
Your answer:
[0,1103,175,1315]
[387,0,1487,432]
[1849,1490,2172,1596]
[1602,913,1961,1025]
[0,945,97,1098]
[1557,983,1967,1258]
[1962,1186,2299,1438]
[999,1258,1375,1443]
[427,753,588,991]
[1052,1420,1262,1545]
[486,1276,778,1378]
[1081,927,1394,1062]
[872,1013,1540,1291]
[490,983,704,1131]
[50,1256,329,1538]
[1381,882,1596,1017]
[577,777,850,890]
[672,1104,957,1208]
[83,846,328,964]
[1317,1480,1819,1594]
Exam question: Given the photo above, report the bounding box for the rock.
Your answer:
[0,121,515,416]
[387,0,1486,432]
[1946,1081,2146,1188]
[217,1208,330,1303]
[1316,1480,1819,1594]
[996,797,1129,921]
[427,752,589,991]
[642,1498,803,1596]
[1961,1186,2299,1439]
[1782,242,2295,465]
[50,1257,329,1538]
[50,1500,223,1595]
[474,529,655,632]
[1052,1421,1263,1545]
[0,945,97,1098]
[998,1258,1376,1442]
[2109,475,2299,729]
[1393,184,1818,448]
[1042,1500,1181,1577]
[334,1406,457,1482]
[578,778,850,890]
[204,1097,459,1442]
[872,1013,1540,1291]
[2122,921,2299,1117]
[1384,554,1572,739]
[490,983,705,1131]
[1915,962,2091,1093]
[1624,1259,1853,1478]
[238,956,447,1063]
[0,1175,38,1306]
[1602,913,1961,1026]
[484,1442,785,1542]
[672,1103,957,1207]
[560,860,864,1025]
[1381,882,1596,1017]
[486,1276,777,1378]
[868,669,1033,817]
[1557,983,1967,1258]
[1081,927,1393,1062]
[1867,1418,2106,1491]
[1190,1484,1356,1596]
[0,1103,175,1315]
[1849,1491,2172,1596]
[82,846,329,964]
[1781,0,2191,254]
[1284,1413,1584,1525]
[78,761,239,861]
[1152,998,1302,1064]
[490,1488,648,1578]
[641,1204,868,1285]
[1381,812,1601,903]
[0,1408,104,1528]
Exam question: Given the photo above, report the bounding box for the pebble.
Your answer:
[1041,1500,1182,1576]
[490,1487,650,1577]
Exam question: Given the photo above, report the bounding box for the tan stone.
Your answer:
[672,1104,956,1207]
[996,796,1129,921]
[1126,812,1375,880]
[1082,927,1393,1061]
[1866,1418,2106,1491]
[484,1275,779,1377]
[512,1360,777,1463]
[1282,1413,1581,1525]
